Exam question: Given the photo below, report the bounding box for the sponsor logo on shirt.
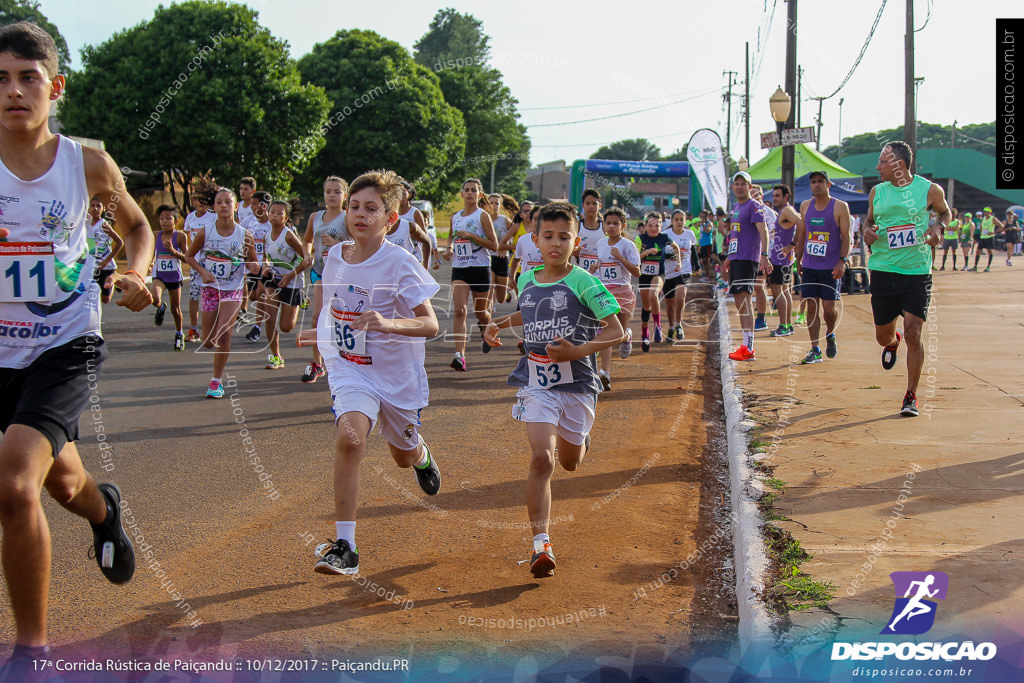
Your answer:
[519,293,536,308]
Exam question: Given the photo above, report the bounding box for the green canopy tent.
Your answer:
[747,143,863,192]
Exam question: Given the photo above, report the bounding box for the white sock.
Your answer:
[335,521,356,548]
[742,331,753,348]
[413,442,429,468]
[211,377,221,384]
[533,533,550,550]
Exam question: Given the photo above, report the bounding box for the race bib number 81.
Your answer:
[0,242,55,302]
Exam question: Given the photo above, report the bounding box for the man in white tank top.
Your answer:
[0,23,155,664]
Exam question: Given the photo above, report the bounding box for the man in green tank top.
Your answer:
[863,141,950,417]
[939,209,960,271]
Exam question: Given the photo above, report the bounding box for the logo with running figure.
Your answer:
[881,571,949,635]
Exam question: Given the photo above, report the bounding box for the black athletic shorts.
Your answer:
[767,263,792,286]
[699,244,715,259]
[978,237,995,250]
[796,266,841,301]
[728,259,758,295]
[663,273,691,299]
[490,255,510,278]
[269,285,303,307]
[154,276,182,291]
[869,270,932,325]
[452,266,491,293]
[94,268,115,296]
[638,273,663,290]
[1005,229,1019,244]
[0,335,108,457]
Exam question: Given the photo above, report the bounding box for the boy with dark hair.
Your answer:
[0,21,155,672]
[485,202,623,578]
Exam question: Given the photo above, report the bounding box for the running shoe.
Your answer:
[984,267,991,272]
[481,337,491,354]
[184,328,201,343]
[299,296,310,310]
[599,370,611,391]
[674,324,685,340]
[450,353,467,371]
[89,483,135,584]
[825,333,838,359]
[754,317,768,331]
[794,312,807,325]
[301,362,322,383]
[0,645,51,683]
[619,329,632,359]
[769,325,789,337]
[900,390,919,417]
[205,380,224,398]
[728,345,755,361]
[881,329,902,370]
[245,325,261,342]
[968,267,978,272]
[154,303,166,327]
[666,326,676,341]
[938,266,945,271]
[530,542,556,578]
[641,335,651,353]
[1007,259,1012,267]
[413,440,441,495]
[173,332,184,351]
[800,348,823,364]
[653,325,664,343]
[265,354,284,370]
[314,539,359,575]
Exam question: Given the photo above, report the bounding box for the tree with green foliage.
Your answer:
[0,0,70,73]
[60,1,330,211]
[413,9,530,197]
[590,138,661,161]
[823,122,996,161]
[296,29,466,206]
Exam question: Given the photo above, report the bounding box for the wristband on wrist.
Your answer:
[123,269,145,282]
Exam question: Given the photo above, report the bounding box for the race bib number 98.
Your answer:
[886,224,917,250]
[0,242,55,302]
[580,253,599,271]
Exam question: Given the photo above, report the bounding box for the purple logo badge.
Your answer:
[881,571,949,635]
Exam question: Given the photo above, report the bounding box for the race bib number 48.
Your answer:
[0,242,56,302]
[528,352,574,388]
[641,261,659,276]
[887,224,917,250]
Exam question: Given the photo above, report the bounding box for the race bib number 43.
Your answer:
[528,352,574,388]
[887,224,917,250]
[0,242,56,302]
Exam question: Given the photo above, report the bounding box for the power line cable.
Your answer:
[520,88,720,111]
[525,87,724,128]
[814,0,888,101]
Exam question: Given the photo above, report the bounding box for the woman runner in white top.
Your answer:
[87,195,123,304]
[442,178,498,370]
[242,190,272,342]
[485,193,520,313]
[183,179,218,341]
[184,188,258,398]
[395,179,432,269]
[301,176,348,383]
[590,206,640,389]
[258,199,310,370]
[662,210,694,341]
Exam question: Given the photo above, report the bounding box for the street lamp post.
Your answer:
[769,87,793,191]
[838,97,845,161]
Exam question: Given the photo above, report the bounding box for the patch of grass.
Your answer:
[778,568,837,611]
[863,385,882,389]
[750,438,768,450]
[762,524,836,613]
[764,477,786,490]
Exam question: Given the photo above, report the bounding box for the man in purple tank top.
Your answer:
[724,172,772,361]
[794,171,851,364]
[767,184,801,338]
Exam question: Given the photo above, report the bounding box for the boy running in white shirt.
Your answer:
[485,202,623,578]
[296,170,441,575]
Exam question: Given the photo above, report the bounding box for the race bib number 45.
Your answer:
[886,224,917,250]
[528,352,574,388]
[0,242,56,302]
[598,261,620,281]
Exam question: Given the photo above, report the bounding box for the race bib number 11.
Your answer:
[0,242,56,302]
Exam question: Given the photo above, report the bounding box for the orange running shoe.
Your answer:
[728,345,756,361]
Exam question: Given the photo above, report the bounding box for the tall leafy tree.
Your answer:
[822,122,996,161]
[0,0,70,73]
[60,1,330,209]
[296,29,466,206]
[591,138,661,161]
[413,9,530,197]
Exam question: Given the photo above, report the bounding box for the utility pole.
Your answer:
[490,159,496,194]
[948,120,957,208]
[782,0,797,193]
[812,97,824,151]
[796,65,803,126]
[904,0,916,172]
[745,42,750,161]
[838,97,845,160]
[724,70,737,159]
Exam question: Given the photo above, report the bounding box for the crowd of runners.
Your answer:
[0,20,1019,678]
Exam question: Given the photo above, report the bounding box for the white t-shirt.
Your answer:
[237,201,255,225]
[450,207,490,268]
[242,216,271,264]
[595,236,640,288]
[184,209,217,241]
[488,214,509,257]
[514,233,544,272]
[385,218,418,256]
[318,240,440,410]
[576,221,604,272]
[664,229,696,277]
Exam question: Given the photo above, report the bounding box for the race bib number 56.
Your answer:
[0,242,55,302]
[331,309,368,360]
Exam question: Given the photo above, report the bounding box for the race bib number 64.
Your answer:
[0,242,55,302]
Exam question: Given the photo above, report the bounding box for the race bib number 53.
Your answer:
[887,224,917,250]
[528,352,573,388]
[0,242,55,302]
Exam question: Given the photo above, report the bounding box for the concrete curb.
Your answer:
[717,297,775,648]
